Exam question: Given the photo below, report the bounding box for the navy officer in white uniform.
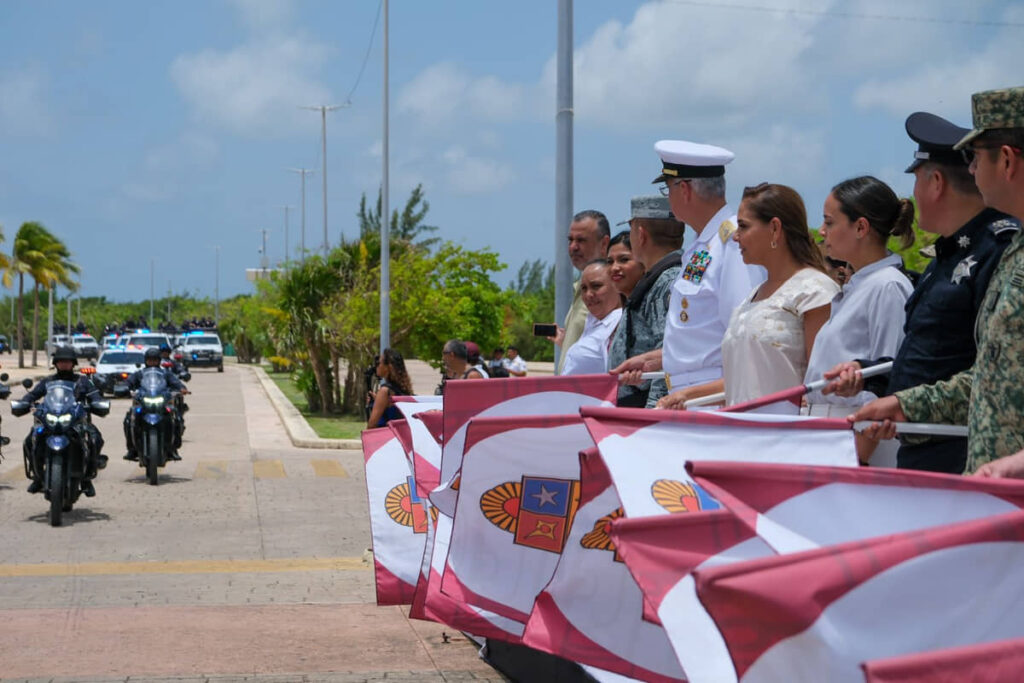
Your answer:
[612,139,763,397]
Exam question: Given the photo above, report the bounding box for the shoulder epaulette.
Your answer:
[989,217,1021,236]
[719,220,737,244]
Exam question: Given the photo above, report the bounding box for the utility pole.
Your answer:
[260,229,269,272]
[166,281,172,321]
[380,0,390,353]
[288,167,314,262]
[150,259,155,322]
[278,205,294,266]
[214,246,220,325]
[300,103,348,257]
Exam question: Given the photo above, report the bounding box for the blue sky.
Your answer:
[1,0,1022,303]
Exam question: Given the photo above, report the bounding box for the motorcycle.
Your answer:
[0,373,11,453]
[125,367,179,486]
[11,379,110,526]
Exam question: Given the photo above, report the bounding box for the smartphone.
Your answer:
[533,323,558,337]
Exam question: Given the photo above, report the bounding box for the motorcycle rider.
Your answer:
[158,343,188,379]
[23,346,107,497]
[123,347,188,462]
[158,341,190,438]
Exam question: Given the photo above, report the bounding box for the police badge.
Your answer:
[951,255,978,284]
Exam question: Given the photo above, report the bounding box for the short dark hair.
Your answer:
[507,345,518,352]
[573,209,611,238]
[920,161,980,197]
[634,217,685,249]
[978,127,1024,150]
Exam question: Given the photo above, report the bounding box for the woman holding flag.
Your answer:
[658,183,838,411]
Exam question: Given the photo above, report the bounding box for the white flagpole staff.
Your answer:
[853,421,969,438]
[807,361,893,393]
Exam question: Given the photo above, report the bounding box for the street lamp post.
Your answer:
[278,205,294,266]
[288,168,314,262]
[214,246,220,326]
[300,104,348,256]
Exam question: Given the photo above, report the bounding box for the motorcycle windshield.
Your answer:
[140,368,168,396]
[43,381,77,415]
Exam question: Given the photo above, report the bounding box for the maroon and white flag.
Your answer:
[361,426,423,606]
[689,461,1024,554]
[694,510,1024,682]
[434,375,617,515]
[861,637,1024,683]
[581,406,857,518]
[394,402,443,494]
[443,415,594,622]
[523,448,687,683]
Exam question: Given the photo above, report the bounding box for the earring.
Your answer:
[771,240,777,249]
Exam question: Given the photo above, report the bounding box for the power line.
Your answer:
[662,0,1024,28]
[344,0,384,104]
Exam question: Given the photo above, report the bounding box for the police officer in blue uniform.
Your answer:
[826,111,1020,473]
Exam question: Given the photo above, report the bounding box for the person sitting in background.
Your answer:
[562,260,623,376]
[503,346,528,377]
[658,183,837,411]
[607,230,646,300]
[366,348,413,428]
[442,340,485,383]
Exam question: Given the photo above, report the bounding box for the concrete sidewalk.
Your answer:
[253,359,555,451]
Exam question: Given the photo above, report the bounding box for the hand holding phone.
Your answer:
[532,323,557,337]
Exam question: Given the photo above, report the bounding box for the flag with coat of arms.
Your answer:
[442,415,594,622]
[523,448,687,683]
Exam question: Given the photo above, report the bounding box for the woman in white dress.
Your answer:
[658,183,838,411]
[562,260,624,376]
[803,176,915,465]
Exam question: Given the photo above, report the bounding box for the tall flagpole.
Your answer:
[554,0,573,373]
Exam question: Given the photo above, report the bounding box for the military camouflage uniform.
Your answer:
[896,210,1024,472]
[607,250,682,408]
[898,86,1024,472]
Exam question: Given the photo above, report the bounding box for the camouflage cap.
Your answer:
[615,195,673,226]
[955,86,1024,150]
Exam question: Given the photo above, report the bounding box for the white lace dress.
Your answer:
[721,268,839,408]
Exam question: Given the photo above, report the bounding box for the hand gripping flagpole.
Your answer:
[638,361,896,410]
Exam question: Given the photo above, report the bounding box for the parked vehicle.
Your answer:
[11,379,110,526]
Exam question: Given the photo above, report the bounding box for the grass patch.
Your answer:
[267,371,366,440]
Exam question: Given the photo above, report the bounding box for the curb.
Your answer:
[249,365,362,450]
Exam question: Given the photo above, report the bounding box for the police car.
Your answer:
[181,331,224,372]
[93,347,145,396]
[70,333,100,360]
[121,332,174,352]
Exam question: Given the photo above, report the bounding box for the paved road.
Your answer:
[0,365,502,682]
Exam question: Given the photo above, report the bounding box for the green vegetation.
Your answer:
[219,184,557,418]
[267,371,365,439]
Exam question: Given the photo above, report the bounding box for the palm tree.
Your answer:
[12,223,79,368]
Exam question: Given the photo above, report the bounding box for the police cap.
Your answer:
[904,112,970,173]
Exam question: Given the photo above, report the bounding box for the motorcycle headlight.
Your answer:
[142,396,165,408]
[58,413,72,427]
[45,413,58,427]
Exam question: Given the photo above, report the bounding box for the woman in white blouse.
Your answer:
[658,183,838,410]
[562,260,624,376]
[803,176,915,464]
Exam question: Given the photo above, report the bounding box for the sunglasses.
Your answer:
[961,144,1023,165]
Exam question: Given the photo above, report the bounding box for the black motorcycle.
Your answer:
[0,373,11,452]
[11,379,110,526]
[125,368,179,485]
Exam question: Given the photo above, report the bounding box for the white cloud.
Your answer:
[0,65,52,136]
[119,131,221,204]
[170,35,334,137]
[225,0,295,32]
[441,146,515,195]
[725,124,827,196]
[397,62,528,130]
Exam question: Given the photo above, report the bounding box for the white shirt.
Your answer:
[804,253,913,405]
[503,355,527,374]
[662,204,765,388]
[562,308,623,376]
[722,268,839,406]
